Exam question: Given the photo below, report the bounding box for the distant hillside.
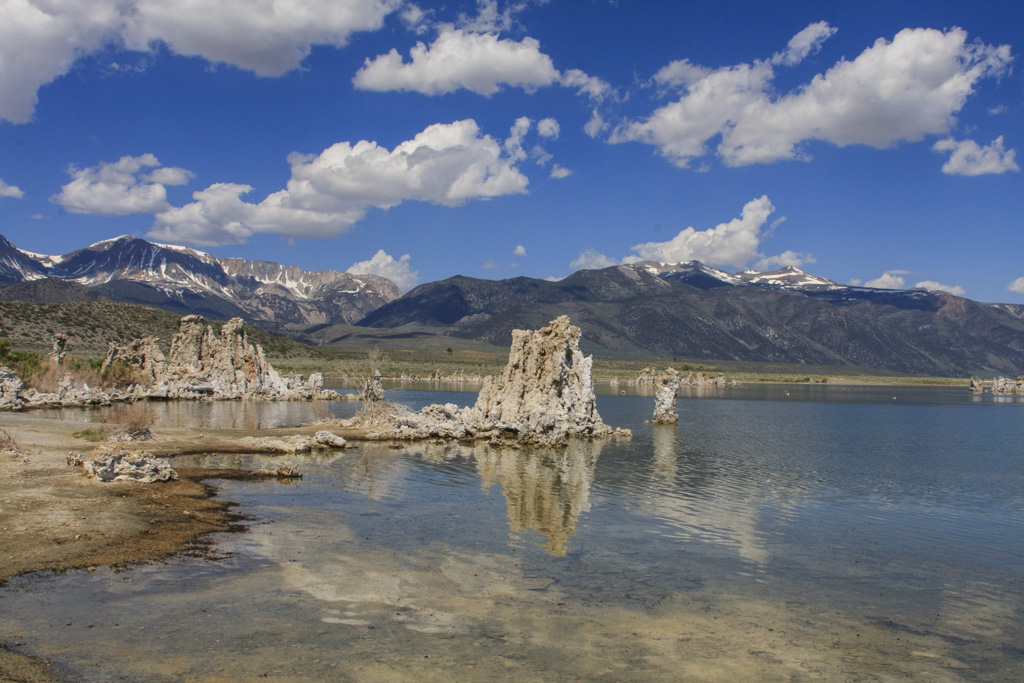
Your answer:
[0,299,327,363]
[257,320,507,353]
[358,265,1024,377]
[0,278,105,303]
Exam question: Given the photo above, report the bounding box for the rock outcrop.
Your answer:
[104,315,338,401]
[360,369,385,402]
[79,447,178,483]
[355,316,629,446]
[992,376,1024,394]
[101,337,166,384]
[651,368,680,424]
[50,333,68,367]
[0,365,25,410]
[19,376,118,409]
[969,375,1024,394]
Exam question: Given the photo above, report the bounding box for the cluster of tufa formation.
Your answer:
[103,315,338,401]
[969,375,1024,394]
[631,367,727,387]
[356,316,628,446]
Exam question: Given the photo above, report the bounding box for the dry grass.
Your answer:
[108,403,155,441]
[350,400,410,427]
[0,427,19,452]
[307,401,336,424]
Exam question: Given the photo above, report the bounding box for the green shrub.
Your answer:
[0,338,43,377]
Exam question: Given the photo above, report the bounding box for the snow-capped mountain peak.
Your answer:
[0,233,401,325]
[734,265,839,289]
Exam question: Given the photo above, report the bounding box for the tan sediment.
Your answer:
[0,409,348,681]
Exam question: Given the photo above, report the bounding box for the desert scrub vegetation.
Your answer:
[0,426,20,452]
[107,403,155,441]
[0,337,140,392]
[71,427,109,442]
[0,338,43,378]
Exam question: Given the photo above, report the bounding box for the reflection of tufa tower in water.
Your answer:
[474,440,603,557]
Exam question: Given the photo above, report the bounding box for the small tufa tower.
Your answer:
[651,368,681,425]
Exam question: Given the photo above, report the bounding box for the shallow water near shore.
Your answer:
[4,384,1024,680]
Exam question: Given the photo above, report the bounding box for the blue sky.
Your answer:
[0,0,1021,301]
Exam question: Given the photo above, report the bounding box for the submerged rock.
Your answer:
[238,430,349,453]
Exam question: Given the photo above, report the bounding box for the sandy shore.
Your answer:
[0,409,364,682]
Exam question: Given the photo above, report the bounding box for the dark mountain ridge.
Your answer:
[4,232,1023,376]
[358,264,1024,377]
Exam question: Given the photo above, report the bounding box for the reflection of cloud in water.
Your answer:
[329,443,412,502]
[638,429,798,567]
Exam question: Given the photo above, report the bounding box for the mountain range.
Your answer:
[2,234,1024,376]
[0,234,399,324]
[358,261,1024,377]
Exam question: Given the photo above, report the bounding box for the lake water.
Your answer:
[3,384,1024,681]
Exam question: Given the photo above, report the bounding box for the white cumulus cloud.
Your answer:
[285,119,529,210]
[570,248,619,271]
[53,153,193,216]
[353,27,560,95]
[754,250,816,271]
[513,244,526,256]
[630,196,800,269]
[122,0,400,76]
[549,164,572,179]
[353,22,613,102]
[145,119,529,246]
[613,25,1012,170]
[0,0,402,123]
[864,271,908,289]
[1007,277,1024,295]
[559,68,614,102]
[0,178,24,199]
[348,249,419,292]
[770,20,837,66]
[914,280,966,296]
[0,0,124,123]
[933,136,1019,176]
[537,118,560,139]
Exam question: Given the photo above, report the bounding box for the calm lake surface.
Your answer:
[4,384,1024,681]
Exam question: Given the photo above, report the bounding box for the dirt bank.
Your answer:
[0,410,321,682]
